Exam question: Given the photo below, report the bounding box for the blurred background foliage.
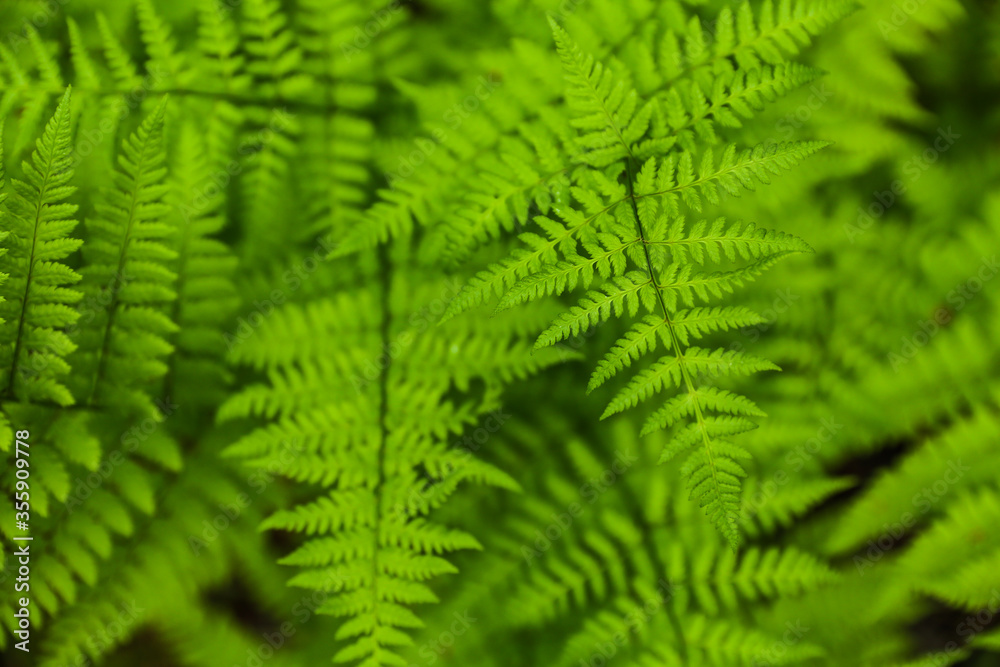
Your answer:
[0,0,998,666]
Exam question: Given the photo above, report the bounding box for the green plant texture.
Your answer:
[0,0,999,665]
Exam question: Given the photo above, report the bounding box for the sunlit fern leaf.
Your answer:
[222,268,563,666]
[656,0,857,83]
[72,98,177,417]
[657,63,823,152]
[550,17,655,168]
[0,89,82,406]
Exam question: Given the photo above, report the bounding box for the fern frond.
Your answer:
[72,98,177,416]
[223,265,561,666]
[0,89,82,406]
[135,0,186,86]
[649,217,813,264]
[96,13,142,89]
[494,231,637,313]
[241,0,311,99]
[669,543,838,614]
[560,609,824,667]
[899,487,1000,610]
[657,0,856,82]
[660,63,823,152]
[65,19,100,91]
[195,0,249,92]
[588,308,767,392]
[442,143,820,323]
[34,441,259,667]
[163,118,240,411]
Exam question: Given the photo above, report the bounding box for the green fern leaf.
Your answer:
[0,89,82,406]
[72,98,177,415]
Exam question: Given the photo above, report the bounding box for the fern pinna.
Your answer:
[1,1,999,666]
[0,90,82,408]
[72,98,176,415]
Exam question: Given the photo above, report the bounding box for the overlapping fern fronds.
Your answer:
[0,1,995,667]
[424,17,826,548]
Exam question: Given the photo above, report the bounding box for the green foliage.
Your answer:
[0,90,82,407]
[0,0,998,666]
[72,98,176,416]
